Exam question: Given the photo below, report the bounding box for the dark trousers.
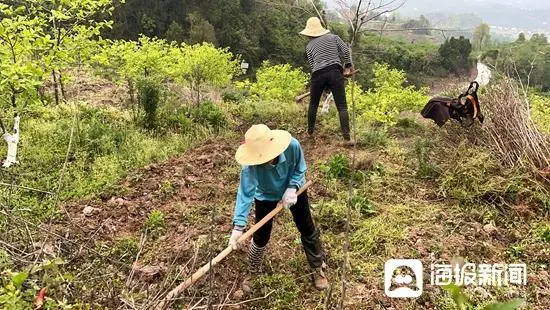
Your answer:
[308,64,350,140]
[252,190,324,268]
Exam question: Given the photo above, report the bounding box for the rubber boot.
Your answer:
[247,241,267,274]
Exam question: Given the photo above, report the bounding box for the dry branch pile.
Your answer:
[478,78,550,171]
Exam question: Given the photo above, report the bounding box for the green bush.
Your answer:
[221,90,243,103]
[226,98,303,129]
[137,76,161,130]
[529,93,550,133]
[321,153,351,180]
[190,101,226,133]
[349,63,429,127]
[240,60,308,102]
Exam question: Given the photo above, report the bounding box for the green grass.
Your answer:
[0,103,210,221]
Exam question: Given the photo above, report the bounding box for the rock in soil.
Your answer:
[83,206,100,217]
[133,265,163,282]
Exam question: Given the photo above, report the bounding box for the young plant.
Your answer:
[321,153,351,180]
[144,210,165,234]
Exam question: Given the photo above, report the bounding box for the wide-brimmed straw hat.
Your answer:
[235,124,292,166]
[300,17,330,37]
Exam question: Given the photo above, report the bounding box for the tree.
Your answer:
[473,23,491,51]
[187,13,217,45]
[531,33,548,45]
[517,32,526,43]
[169,43,240,106]
[0,3,46,167]
[439,36,472,75]
[165,21,185,43]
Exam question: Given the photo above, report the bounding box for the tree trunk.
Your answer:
[52,70,60,105]
[59,71,66,102]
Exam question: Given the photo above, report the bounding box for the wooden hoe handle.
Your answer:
[156,180,313,309]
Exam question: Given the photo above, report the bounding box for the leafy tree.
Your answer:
[243,61,308,102]
[473,23,491,51]
[438,36,472,75]
[516,32,526,43]
[530,33,548,45]
[402,15,431,35]
[169,43,240,106]
[0,3,45,111]
[349,63,428,127]
[31,0,115,104]
[141,13,157,36]
[165,21,185,43]
[187,13,217,44]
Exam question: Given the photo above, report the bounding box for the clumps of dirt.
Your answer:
[63,139,237,241]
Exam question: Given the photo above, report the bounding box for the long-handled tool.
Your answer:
[295,69,360,103]
[155,180,313,309]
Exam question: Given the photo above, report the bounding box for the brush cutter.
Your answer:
[421,81,484,127]
[155,180,313,310]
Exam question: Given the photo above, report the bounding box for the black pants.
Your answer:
[308,64,350,140]
[253,190,324,268]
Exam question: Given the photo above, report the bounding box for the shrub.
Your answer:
[245,61,308,102]
[190,101,226,133]
[321,153,351,180]
[349,63,429,127]
[221,90,243,103]
[530,93,550,134]
[137,76,161,130]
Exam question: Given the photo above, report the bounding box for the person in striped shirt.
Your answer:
[300,17,354,144]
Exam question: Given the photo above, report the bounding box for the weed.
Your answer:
[144,210,165,234]
[415,138,438,179]
[112,237,139,263]
[350,195,377,217]
[160,179,175,197]
[321,153,351,180]
[253,273,300,309]
[191,100,226,133]
[507,245,525,259]
[358,127,389,149]
[534,223,550,243]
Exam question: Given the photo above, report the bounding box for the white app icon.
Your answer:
[384,259,423,298]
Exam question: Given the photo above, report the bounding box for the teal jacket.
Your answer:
[233,138,306,227]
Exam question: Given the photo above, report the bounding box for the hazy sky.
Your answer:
[324,0,550,9]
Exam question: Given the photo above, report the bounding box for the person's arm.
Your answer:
[288,141,307,189]
[233,166,257,227]
[335,35,352,68]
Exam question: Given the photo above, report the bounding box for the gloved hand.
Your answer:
[229,225,244,250]
[282,188,298,208]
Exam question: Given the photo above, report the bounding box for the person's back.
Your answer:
[306,33,350,73]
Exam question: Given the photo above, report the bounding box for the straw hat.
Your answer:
[300,17,330,37]
[235,124,292,166]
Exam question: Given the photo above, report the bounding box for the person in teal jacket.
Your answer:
[229,124,328,290]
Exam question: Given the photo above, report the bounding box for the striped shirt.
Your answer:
[306,33,351,73]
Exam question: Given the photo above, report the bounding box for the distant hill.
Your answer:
[323,0,550,31]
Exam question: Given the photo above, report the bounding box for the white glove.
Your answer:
[282,188,298,208]
[229,226,244,250]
